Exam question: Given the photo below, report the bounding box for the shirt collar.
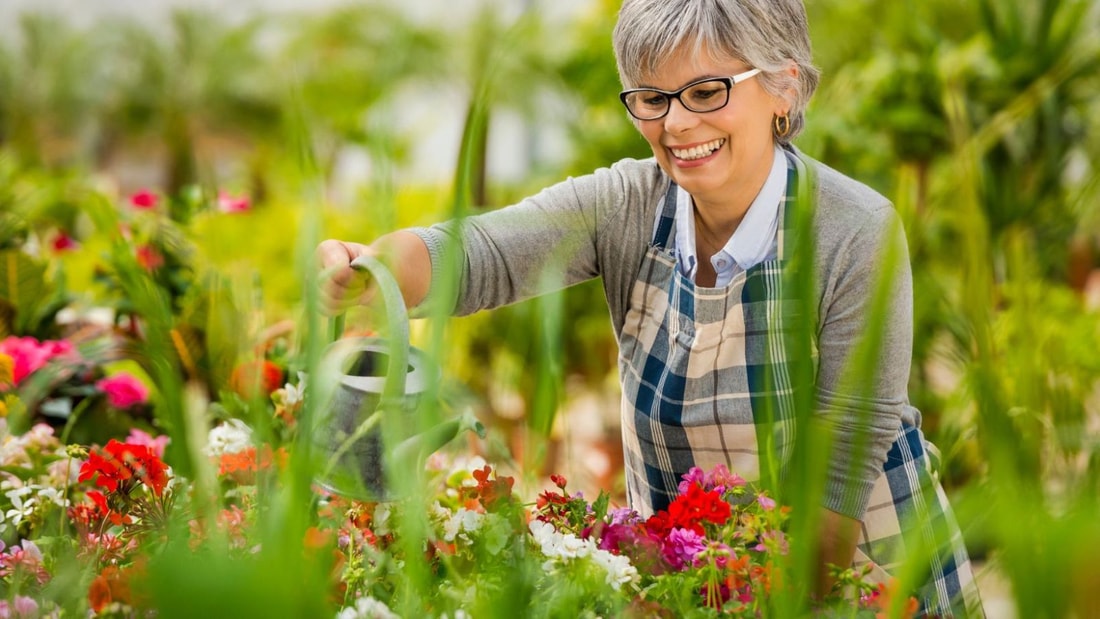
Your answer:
[673,145,786,281]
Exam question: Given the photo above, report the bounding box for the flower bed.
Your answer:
[0,371,910,617]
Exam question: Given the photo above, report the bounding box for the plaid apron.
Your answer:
[618,150,984,617]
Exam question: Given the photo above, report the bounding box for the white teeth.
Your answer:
[671,138,725,161]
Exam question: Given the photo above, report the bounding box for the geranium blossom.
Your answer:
[0,336,77,385]
[216,191,251,213]
[96,372,151,408]
[229,359,284,399]
[128,190,159,209]
[126,429,170,458]
[204,419,253,457]
[78,439,170,497]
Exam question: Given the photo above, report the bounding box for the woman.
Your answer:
[317,0,983,615]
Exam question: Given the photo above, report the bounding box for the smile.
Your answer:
[669,138,726,161]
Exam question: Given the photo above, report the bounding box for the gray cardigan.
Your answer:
[411,153,917,519]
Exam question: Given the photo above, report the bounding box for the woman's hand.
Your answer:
[315,239,377,316]
[314,232,433,316]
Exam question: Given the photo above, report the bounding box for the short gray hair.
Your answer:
[612,0,820,143]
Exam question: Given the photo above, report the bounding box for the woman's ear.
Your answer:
[775,60,800,117]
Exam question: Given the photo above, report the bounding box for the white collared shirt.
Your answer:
[666,145,785,287]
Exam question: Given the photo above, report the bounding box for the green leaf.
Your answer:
[0,249,48,335]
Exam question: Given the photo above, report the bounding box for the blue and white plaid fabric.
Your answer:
[617,150,983,617]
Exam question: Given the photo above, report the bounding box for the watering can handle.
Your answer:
[328,254,410,407]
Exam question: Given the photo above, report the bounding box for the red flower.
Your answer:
[229,360,284,399]
[665,484,732,534]
[471,465,515,511]
[78,439,170,497]
[128,190,159,210]
[85,490,132,526]
[135,244,164,271]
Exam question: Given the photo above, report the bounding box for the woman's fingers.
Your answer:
[315,240,375,315]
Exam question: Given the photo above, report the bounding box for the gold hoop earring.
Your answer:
[774,114,791,139]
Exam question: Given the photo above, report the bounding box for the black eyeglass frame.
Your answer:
[619,68,763,121]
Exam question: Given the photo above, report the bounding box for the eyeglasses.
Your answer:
[619,68,762,121]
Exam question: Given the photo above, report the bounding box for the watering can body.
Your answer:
[313,337,435,501]
[312,255,483,502]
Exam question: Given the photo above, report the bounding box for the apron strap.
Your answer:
[651,181,678,249]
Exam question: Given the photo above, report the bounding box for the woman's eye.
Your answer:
[690,88,722,101]
[641,94,667,107]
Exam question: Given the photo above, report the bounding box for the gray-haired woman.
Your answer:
[317,0,984,615]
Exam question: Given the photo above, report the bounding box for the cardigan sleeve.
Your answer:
[812,197,914,520]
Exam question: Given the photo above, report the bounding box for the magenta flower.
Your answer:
[51,231,79,253]
[0,336,77,385]
[662,527,707,571]
[96,373,150,409]
[126,428,169,457]
[129,189,159,209]
[677,466,707,494]
[216,191,251,213]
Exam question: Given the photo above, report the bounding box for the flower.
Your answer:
[135,244,164,271]
[78,439,170,497]
[204,419,253,457]
[126,429,169,458]
[229,359,284,400]
[88,565,135,613]
[0,336,77,385]
[51,230,80,253]
[216,191,251,213]
[96,372,151,409]
[337,596,400,619]
[128,190,159,210]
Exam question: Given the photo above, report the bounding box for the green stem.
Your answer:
[60,396,96,445]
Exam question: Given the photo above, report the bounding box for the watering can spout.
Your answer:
[392,408,487,468]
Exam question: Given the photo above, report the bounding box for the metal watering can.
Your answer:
[313,254,485,501]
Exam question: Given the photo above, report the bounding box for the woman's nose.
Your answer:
[663,97,698,133]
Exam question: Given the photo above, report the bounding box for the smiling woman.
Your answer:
[315,0,984,615]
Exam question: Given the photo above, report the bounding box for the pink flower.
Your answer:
[706,464,746,492]
[126,428,169,457]
[12,595,37,617]
[677,466,707,494]
[756,494,777,511]
[96,373,150,409]
[0,336,77,385]
[216,191,251,213]
[129,190,159,209]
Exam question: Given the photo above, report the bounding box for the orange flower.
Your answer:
[88,566,133,613]
[229,360,284,400]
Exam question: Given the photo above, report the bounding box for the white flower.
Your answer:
[528,520,639,590]
[282,372,307,407]
[204,419,253,457]
[4,487,37,527]
[589,547,640,590]
[373,503,392,536]
[442,508,484,543]
[31,485,67,508]
[336,596,400,619]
